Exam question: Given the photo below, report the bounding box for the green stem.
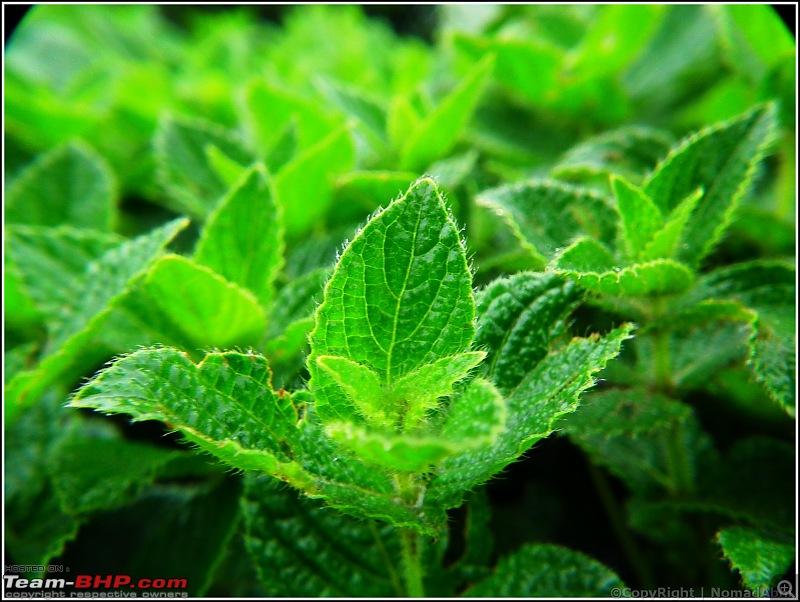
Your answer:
[647,298,673,394]
[401,528,425,598]
[587,460,656,589]
[662,422,694,496]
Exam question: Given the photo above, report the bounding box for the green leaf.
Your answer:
[465,544,625,597]
[315,356,388,427]
[70,348,300,475]
[642,103,778,266]
[242,474,402,597]
[475,272,582,393]
[5,218,188,415]
[5,141,116,231]
[551,125,674,183]
[399,54,494,170]
[325,378,505,473]
[611,175,663,261]
[143,255,267,348]
[4,225,123,327]
[315,77,388,142]
[564,390,704,494]
[52,438,184,515]
[640,187,704,261]
[477,180,617,263]
[553,238,695,297]
[155,115,254,218]
[194,165,283,308]
[429,325,633,508]
[274,124,355,236]
[205,143,247,188]
[718,527,795,592]
[309,177,475,424]
[333,171,418,214]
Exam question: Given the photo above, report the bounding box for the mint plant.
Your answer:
[5,5,795,598]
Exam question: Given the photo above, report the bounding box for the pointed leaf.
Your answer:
[465,544,625,597]
[554,238,694,297]
[315,356,388,427]
[155,115,254,218]
[194,165,283,308]
[205,143,248,188]
[642,104,778,266]
[477,180,617,263]
[5,218,188,414]
[641,187,704,261]
[144,255,267,348]
[611,175,662,261]
[242,474,402,597]
[392,351,486,430]
[309,177,475,424]
[429,325,633,508]
[5,141,116,231]
[399,55,494,170]
[718,526,795,592]
[274,124,355,236]
[475,272,582,393]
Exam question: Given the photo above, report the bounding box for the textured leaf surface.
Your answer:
[465,544,624,597]
[640,187,703,261]
[144,255,267,348]
[642,104,777,266]
[194,166,283,308]
[429,325,633,508]
[611,175,663,261]
[155,115,254,218]
[475,272,581,393]
[551,125,674,182]
[553,238,694,297]
[5,141,116,231]
[5,219,187,414]
[4,226,122,326]
[242,474,402,597]
[717,526,794,591]
[309,177,475,424]
[399,55,493,171]
[477,180,617,263]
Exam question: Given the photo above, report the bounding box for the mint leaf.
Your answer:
[717,526,794,591]
[642,104,778,266]
[274,124,355,236]
[5,141,116,231]
[477,180,617,263]
[399,55,494,171]
[309,177,475,424]
[551,125,674,182]
[144,255,267,348]
[429,325,633,508]
[155,115,254,218]
[194,165,283,308]
[475,272,581,393]
[243,474,403,597]
[465,544,625,597]
[611,175,663,261]
[5,218,188,415]
[553,238,695,297]
[640,187,703,261]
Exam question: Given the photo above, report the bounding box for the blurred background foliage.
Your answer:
[4,5,796,596]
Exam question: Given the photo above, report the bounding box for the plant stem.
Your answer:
[587,460,656,589]
[400,528,425,598]
[647,298,673,394]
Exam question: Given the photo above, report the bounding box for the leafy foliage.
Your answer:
[4,5,794,598]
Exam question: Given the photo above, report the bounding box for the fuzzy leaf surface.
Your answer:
[642,104,777,266]
[309,177,475,425]
[465,544,624,597]
[717,526,795,591]
[611,175,663,261]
